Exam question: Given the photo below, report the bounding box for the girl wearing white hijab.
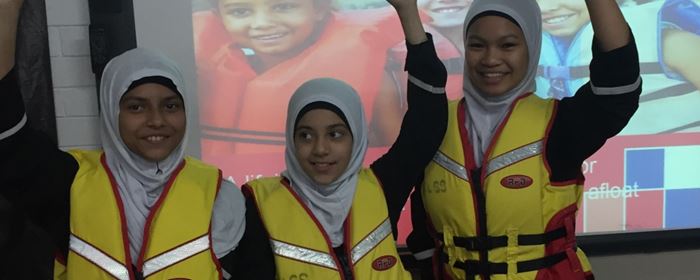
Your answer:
[407,0,641,279]
[240,1,448,279]
[0,28,274,278]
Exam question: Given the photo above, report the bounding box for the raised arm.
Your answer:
[1,0,77,263]
[547,1,641,182]
[371,0,447,230]
[586,0,630,51]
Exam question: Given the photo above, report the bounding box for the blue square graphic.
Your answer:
[626,149,664,189]
[666,189,700,229]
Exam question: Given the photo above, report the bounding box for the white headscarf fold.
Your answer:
[99,48,188,262]
[282,78,368,247]
[461,0,542,165]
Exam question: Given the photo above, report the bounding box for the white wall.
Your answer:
[45,0,99,151]
[133,0,200,157]
[43,0,700,279]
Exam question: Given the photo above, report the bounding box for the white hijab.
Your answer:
[461,0,542,165]
[282,78,368,247]
[99,48,188,262]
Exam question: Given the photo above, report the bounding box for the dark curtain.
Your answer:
[16,0,56,143]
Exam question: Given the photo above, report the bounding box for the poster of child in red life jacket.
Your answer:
[193,0,407,185]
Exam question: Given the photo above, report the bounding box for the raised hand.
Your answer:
[386,0,427,45]
[0,0,24,77]
[385,0,418,11]
[0,0,24,10]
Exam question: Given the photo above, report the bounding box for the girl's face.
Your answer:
[465,16,529,97]
[537,0,590,37]
[218,0,328,56]
[418,0,473,28]
[294,109,353,186]
[119,83,186,162]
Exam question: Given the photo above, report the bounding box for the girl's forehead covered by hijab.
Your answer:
[462,0,542,60]
[286,77,365,133]
[100,48,186,104]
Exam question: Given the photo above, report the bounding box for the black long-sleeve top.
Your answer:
[0,69,275,279]
[241,34,449,280]
[406,33,642,279]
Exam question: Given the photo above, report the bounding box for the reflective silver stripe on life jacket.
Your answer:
[433,150,469,181]
[271,239,338,270]
[486,140,543,176]
[69,234,129,280]
[142,234,210,277]
[351,218,392,264]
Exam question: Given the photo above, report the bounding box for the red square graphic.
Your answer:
[625,190,664,231]
[584,194,624,232]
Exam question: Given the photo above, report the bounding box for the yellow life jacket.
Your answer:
[245,168,411,280]
[54,150,222,280]
[422,95,593,280]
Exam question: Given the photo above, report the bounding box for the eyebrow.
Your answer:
[120,96,147,103]
[221,2,250,8]
[327,124,348,130]
[295,123,348,131]
[468,34,520,41]
[163,96,183,102]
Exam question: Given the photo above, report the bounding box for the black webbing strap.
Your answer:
[446,226,567,251]
[451,251,568,276]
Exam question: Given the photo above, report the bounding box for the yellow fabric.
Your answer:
[64,150,221,279]
[422,96,592,280]
[53,259,66,280]
[247,168,411,280]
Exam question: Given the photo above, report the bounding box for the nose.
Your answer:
[481,47,501,67]
[311,137,330,157]
[146,109,165,128]
[250,11,275,29]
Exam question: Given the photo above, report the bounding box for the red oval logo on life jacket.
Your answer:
[372,255,397,271]
[501,175,533,189]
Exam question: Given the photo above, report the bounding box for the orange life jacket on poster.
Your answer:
[198,14,402,157]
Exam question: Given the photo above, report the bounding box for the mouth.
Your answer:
[310,161,336,173]
[142,135,170,144]
[543,13,575,25]
[431,6,467,14]
[478,71,509,84]
[251,32,289,42]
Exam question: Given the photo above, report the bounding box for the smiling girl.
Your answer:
[0,3,275,275]
[407,0,641,278]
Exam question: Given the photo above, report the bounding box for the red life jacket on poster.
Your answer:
[198,14,403,157]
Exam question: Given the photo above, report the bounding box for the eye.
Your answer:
[501,42,518,49]
[164,101,183,112]
[124,103,144,113]
[272,2,299,12]
[468,42,485,49]
[225,7,252,17]
[295,131,313,142]
[330,131,344,138]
